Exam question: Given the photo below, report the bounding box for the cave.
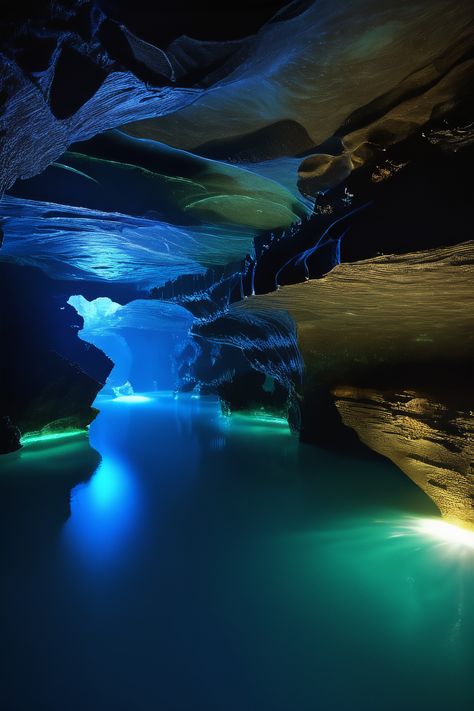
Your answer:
[0,2,473,709]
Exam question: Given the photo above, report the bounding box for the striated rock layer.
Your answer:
[0,0,298,193]
[126,0,473,155]
[334,386,474,529]
[238,241,474,381]
[238,241,474,525]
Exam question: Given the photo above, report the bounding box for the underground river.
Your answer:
[1,393,473,710]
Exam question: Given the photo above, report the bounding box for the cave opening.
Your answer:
[67,294,191,398]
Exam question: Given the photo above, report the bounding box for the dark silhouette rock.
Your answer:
[0,416,22,455]
[193,119,315,163]
[0,262,113,453]
[50,46,107,119]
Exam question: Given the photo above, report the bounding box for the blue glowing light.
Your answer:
[112,394,152,403]
[64,456,140,566]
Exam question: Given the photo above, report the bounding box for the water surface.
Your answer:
[1,394,473,710]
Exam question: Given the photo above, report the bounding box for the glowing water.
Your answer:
[111,394,153,403]
[1,394,473,710]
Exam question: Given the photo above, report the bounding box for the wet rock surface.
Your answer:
[0,0,473,527]
[334,384,474,529]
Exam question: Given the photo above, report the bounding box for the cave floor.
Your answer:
[1,393,473,710]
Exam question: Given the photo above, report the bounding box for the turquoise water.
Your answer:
[1,394,473,710]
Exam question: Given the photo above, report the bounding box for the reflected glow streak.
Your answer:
[244,413,288,425]
[65,456,140,565]
[415,518,474,551]
[218,412,290,437]
[112,395,152,403]
[390,516,474,555]
[21,429,87,445]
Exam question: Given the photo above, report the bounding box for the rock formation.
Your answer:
[1,0,473,528]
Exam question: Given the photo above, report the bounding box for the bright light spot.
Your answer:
[64,457,140,566]
[387,517,474,557]
[85,458,130,510]
[21,429,86,445]
[415,518,474,551]
[112,395,152,404]
[68,295,122,328]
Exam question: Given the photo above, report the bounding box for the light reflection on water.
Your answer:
[271,512,474,696]
[63,456,141,567]
[2,392,474,710]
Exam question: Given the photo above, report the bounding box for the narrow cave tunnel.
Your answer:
[0,1,473,710]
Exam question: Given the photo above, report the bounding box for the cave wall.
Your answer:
[1,0,473,527]
[0,263,114,452]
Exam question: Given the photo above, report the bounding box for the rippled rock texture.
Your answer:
[236,241,474,524]
[1,0,473,526]
[125,0,473,160]
[9,130,308,230]
[238,241,474,382]
[0,0,297,192]
[334,386,474,529]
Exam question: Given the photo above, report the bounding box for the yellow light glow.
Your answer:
[415,518,474,551]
